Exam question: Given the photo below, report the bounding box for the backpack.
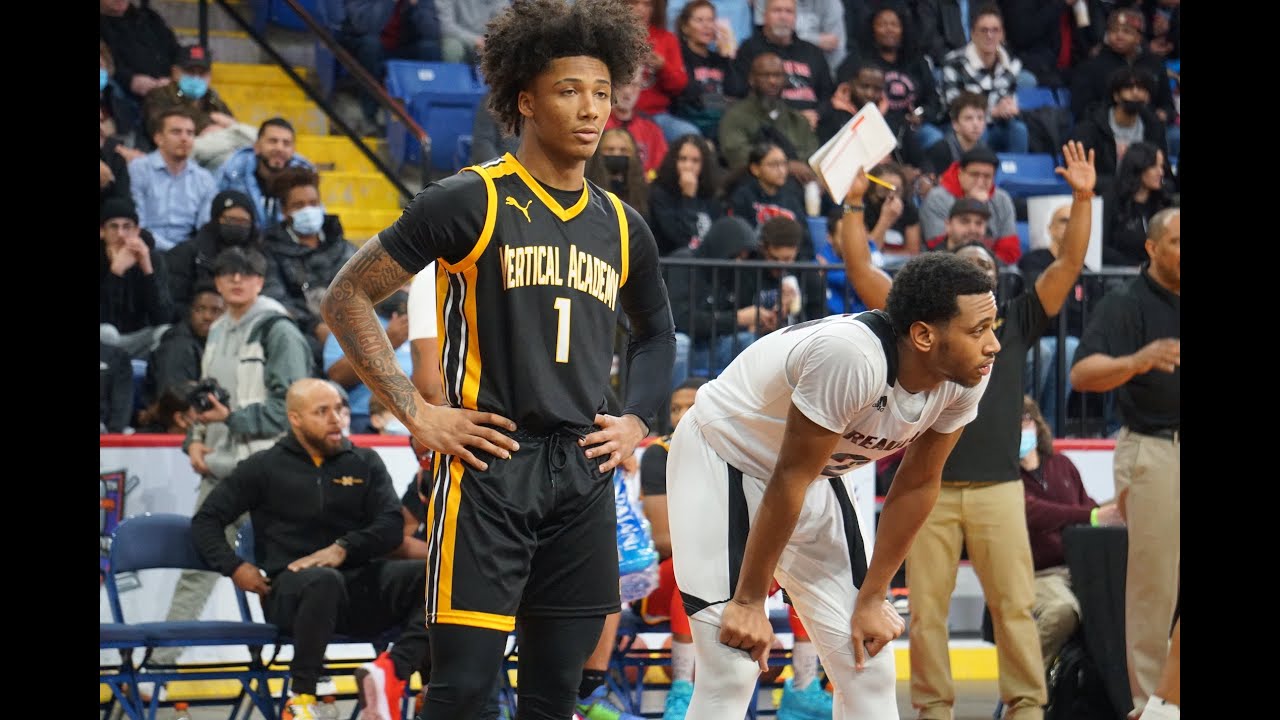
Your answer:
[1044,636,1121,720]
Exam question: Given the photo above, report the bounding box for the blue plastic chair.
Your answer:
[267,0,324,31]
[996,152,1070,199]
[1016,87,1059,112]
[105,513,281,720]
[384,60,479,102]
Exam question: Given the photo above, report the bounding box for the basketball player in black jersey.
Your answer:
[321,1,675,718]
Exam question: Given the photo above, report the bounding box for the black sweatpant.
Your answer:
[420,615,605,719]
[263,559,429,694]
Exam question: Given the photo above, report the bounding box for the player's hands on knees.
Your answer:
[719,598,775,673]
[850,594,906,671]
[414,405,519,472]
[581,413,648,473]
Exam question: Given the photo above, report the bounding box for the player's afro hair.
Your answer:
[480,0,650,137]
[885,253,995,338]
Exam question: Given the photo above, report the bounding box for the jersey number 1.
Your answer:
[553,297,571,363]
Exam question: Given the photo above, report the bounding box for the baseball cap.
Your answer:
[176,44,212,71]
[949,198,992,220]
[959,145,999,170]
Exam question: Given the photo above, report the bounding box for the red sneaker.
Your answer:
[356,651,405,720]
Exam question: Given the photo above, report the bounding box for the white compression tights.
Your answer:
[684,613,900,720]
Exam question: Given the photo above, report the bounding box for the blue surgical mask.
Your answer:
[290,205,325,235]
[383,416,411,436]
[100,67,109,92]
[178,74,209,99]
[1018,428,1037,459]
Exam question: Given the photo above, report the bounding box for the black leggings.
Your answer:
[420,615,606,720]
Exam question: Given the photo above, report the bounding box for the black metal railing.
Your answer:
[653,257,1141,439]
[198,0,430,200]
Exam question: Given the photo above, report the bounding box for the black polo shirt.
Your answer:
[1073,262,1180,431]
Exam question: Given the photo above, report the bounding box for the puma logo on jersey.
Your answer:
[505,196,533,222]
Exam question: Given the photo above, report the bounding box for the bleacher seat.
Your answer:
[384,60,480,101]
[996,152,1070,199]
[266,0,323,31]
[1016,220,1030,255]
[383,61,486,170]
[1016,87,1058,112]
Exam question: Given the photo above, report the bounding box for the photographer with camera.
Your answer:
[145,245,314,679]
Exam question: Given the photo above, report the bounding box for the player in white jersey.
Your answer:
[667,252,1000,719]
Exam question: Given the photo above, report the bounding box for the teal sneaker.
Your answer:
[777,677,834,720]
[662,679,694,720]
[576,685,642,720]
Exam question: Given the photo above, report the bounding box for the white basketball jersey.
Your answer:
[692,314,989,481]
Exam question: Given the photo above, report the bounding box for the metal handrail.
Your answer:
[200,0,429,201]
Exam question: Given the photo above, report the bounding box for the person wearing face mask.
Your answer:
[1018,395,1122,667]
[216,118,317,228]
[585,128,652,217]
[164,189,286,324]
[141,44,255,169]
[262,166,356,368]
[1071,67,1169,194]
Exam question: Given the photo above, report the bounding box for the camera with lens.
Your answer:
[188,378,231,413]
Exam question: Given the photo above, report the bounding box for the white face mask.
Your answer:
[290,205,325,235]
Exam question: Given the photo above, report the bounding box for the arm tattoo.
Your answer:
[322,236,421,419]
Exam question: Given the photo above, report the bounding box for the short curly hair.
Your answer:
[885,253,994,338]
[480,0,649,137]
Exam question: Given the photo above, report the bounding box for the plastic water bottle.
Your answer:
[173,702,193,720]
[614,468,659,602]
[804,181,822,217]
[317,695,340,720]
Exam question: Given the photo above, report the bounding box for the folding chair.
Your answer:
[105,513,281,720]
[101,622,148,720]
[232,522,415,720]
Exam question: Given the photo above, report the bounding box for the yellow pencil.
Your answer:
[865,173,897,192]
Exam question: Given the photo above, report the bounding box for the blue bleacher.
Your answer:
[996,152,1070,199]
[383,61,487,170]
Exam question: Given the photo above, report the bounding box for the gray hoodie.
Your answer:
[184,295,313,480]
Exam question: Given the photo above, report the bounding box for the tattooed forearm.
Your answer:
[322,236,421,419]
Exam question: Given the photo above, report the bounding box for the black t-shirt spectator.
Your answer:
[1072,263,1179,432]
[942,287,1050,483]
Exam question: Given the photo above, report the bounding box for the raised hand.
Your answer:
[1056,140,1097,194]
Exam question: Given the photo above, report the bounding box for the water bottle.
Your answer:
[317,695,340,720]
[614,468,658,602]
[173,702,193,720]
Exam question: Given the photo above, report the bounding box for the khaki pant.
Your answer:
[149,475,247,667]
[1033,566,1080,665]
[1114,428,1180,712]
[908,481,1046,720]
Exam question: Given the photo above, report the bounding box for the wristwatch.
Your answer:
[334,537,351,552]
[843,203,865,214]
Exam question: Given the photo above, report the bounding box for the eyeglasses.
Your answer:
[219,217,253,227]
[759,159,789,169]
[974,26,1002,35]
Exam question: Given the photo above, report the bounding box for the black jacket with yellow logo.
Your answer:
[192,433,401,578]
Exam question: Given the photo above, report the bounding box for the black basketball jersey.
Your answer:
[381,153,660,434]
